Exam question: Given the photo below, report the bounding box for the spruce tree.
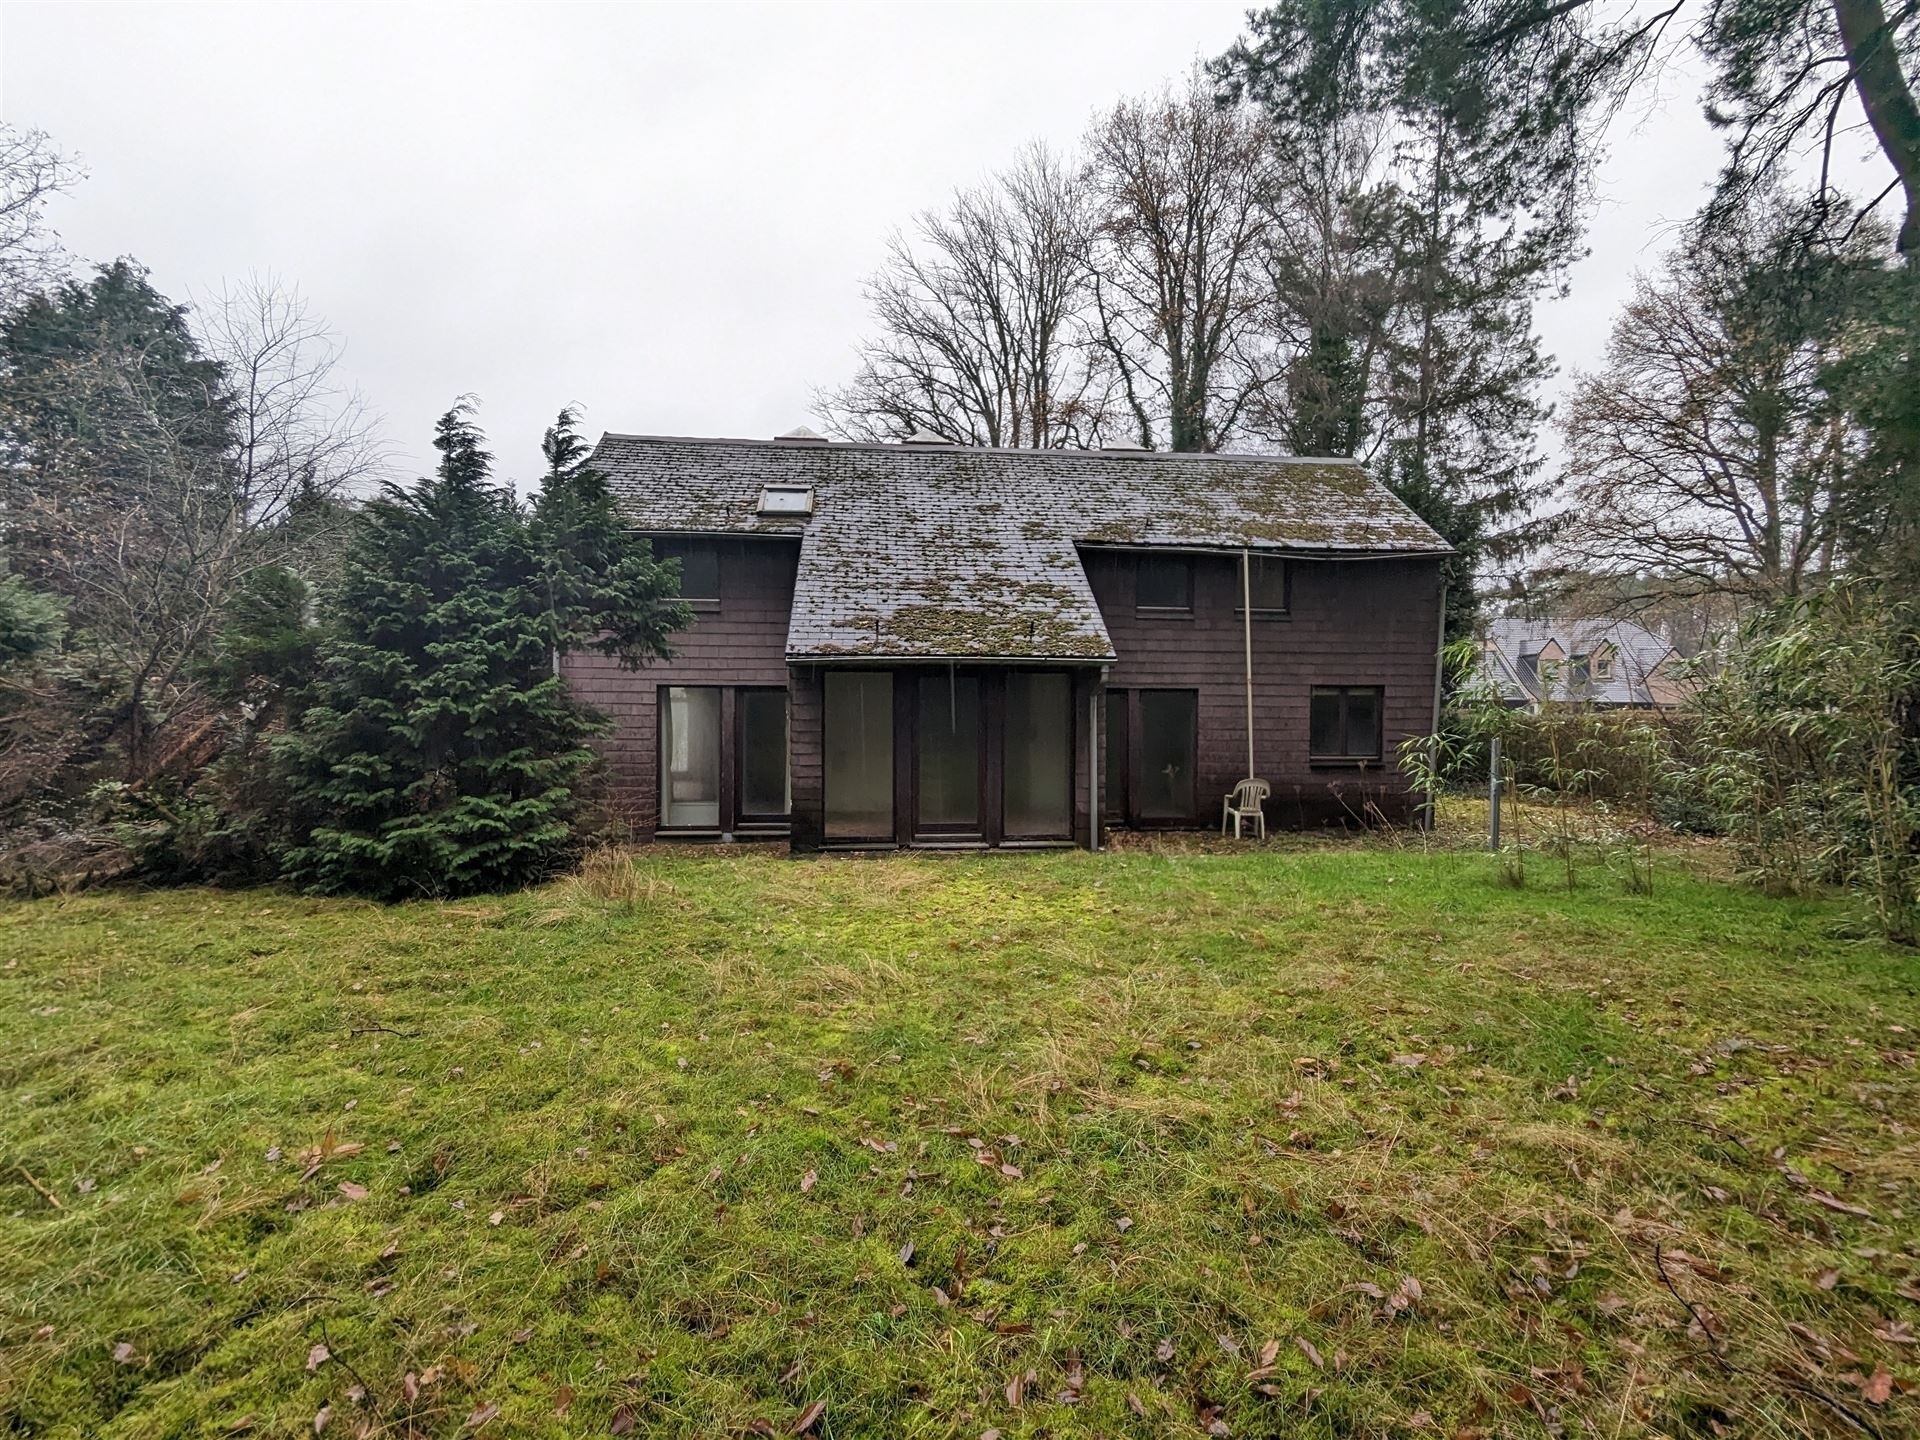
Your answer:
[276,404,683,900]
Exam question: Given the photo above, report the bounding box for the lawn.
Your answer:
[3,833,1918,1438]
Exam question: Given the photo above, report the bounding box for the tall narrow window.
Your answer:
[1135,556,1192,611]
[825,672,894,839]
[660,686,721,827]
[1308,686,1383,762]
[916,673,981,832]
[1004,671,1072,838]
[737,689,790,821]
[1104,689,1129,823]
[1136,689,1198,821]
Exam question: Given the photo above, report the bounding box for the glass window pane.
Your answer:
[1345,689,1381,758]
[668,543,719,601]
[916,674,980,829]
[1136,556,1191,610]
[825,672,893,838]
[1005,671,1071,837]
[738,690,789,818]
[1248,555,1288,611]
[1136,690,1196,820]
[660,686,721,827]
[1104,690,1127,821]
[1309,689,1342,757]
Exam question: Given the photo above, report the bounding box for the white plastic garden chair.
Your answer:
[1221,778,1270,840]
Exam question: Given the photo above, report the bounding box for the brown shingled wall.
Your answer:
[561,538,800,835]
[1087,550,1444,827]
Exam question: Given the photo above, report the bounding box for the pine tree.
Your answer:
[275,404,683,900]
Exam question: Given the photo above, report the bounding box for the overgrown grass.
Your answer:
[3,828,1917,1437]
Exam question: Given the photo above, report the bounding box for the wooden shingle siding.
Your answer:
[561,537,800,835]
[1086,550,1443,826]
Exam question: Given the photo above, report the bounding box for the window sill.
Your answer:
[683,598,721,612]
[1308,758,1382,770]
[1134,607,1194,620]
[1234,609,1291,619]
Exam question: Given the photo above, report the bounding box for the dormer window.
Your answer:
[758,483,813,517]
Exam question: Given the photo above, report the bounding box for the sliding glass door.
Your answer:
[824,671,894,840]
[915,673,981,836]
[1004,671,1072,838]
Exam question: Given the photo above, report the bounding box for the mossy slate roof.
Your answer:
[590,433,1450,662]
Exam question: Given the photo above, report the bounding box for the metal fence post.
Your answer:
[1488,735,1502,851]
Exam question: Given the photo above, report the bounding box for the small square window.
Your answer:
[1239,554,1290,614]
[1309,686,1383,763]
[1136,556,1192,611]
[663,542,719,604]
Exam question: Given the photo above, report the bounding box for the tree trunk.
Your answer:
[1831,0,1920,259]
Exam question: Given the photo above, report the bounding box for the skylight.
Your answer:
[757,483,814,517]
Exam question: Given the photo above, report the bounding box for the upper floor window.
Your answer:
[1593,649,1614,682]
[1135,555,1192,612]
[1238,554,1290,615]
[661,541,720,606]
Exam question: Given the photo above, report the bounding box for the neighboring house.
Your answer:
[563,430,1451,852]
[1481,617,1694,711]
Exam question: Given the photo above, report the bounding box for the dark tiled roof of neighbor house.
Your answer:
[590,433,1451,661]
[1483,616,1680,707]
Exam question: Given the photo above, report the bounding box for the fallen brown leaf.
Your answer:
[791,1399,827,1434]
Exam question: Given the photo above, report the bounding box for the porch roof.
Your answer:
[589,433,1449,661]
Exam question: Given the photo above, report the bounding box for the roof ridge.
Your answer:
[595,431,1364,466]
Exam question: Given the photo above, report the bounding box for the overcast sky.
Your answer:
[0,1,1875,489]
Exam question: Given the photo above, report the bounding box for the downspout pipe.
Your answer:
[1242,545,1255,781]
[1088,680,1100,851]
[1425,581,1448,831]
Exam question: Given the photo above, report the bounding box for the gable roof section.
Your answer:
[590,434,1449,661]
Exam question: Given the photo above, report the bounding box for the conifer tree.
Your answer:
[276,404,683,899]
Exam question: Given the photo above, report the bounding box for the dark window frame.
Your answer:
[656,684,793,836]
[1308,685,1384,765]
[911,670,988,840]
[1001,669,1075,841]
[823,670,898,844]
[661,539,721,609]
[734,686,791,827]
[657,683,725,832]
[1234,554,1292,617]
[1103,688,1130,831]
[1134,555,1194,615]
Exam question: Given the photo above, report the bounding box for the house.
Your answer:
[562,430,1451,852]
[1480,616,1694,711]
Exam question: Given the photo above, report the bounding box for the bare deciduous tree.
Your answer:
[1,269,386,791]
[200,274,389,523]
[1083,72,1282,452]
[1561,199,1882,603]
[0,125,82,309]
[819,144,1113,447]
